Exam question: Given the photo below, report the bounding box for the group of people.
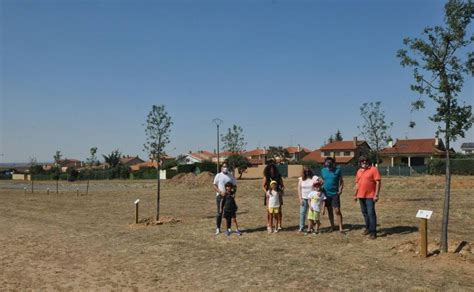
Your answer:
[213,156,381,239]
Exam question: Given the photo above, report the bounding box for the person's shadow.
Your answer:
[378,226,418,237]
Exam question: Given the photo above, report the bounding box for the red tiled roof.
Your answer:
[286,146,311,154]
[380,138,445,155]
[244,149,266,157]
[320,140,366,151]
[302,150,324,163]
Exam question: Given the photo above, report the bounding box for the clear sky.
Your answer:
[1,0,473,163]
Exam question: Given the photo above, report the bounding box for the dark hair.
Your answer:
[263,164,282,191]
[301,168,313,180]
[359,155,369,163]
[324,157,335,163]
[225,182,234,188]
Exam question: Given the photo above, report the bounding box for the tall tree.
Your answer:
[102,149,121,168]
[266,146,291,163]
[144,105,173,221]
[335,129,343,141]
[53,150,62,193]
[397,0,474,252]
[327,135,334,144]
[358,101,393,164]
[221,124,246,154]
[85,147,97,196]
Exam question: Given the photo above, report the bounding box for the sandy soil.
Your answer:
[0,175,473,290]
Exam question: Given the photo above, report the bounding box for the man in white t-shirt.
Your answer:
[213,162,237,235]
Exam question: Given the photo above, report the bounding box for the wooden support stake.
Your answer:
[135,202,139,224]
[24,187,27,195]
[420,218,428,258]
[134,199,140,224]
[76,188,79,196]
[47,188,50,195]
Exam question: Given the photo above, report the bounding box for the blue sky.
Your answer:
[1,0,473,162]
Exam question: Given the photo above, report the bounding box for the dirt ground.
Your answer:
[1,175,473,290]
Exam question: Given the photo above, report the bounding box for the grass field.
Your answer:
[1,175,473,290]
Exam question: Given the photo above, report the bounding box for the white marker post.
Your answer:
[416,210,433,258]
[134,199,140,224]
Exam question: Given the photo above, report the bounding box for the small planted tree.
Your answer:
[144,105,173,221]
[221,124,246,154]
[53,150,62,193]
[358,101,393,164]
[85,147,97,195]
[28,156,37,193]
[397,0,474,252]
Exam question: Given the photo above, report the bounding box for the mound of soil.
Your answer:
[168,171,214,187]
[131,216,182,227]
[391,239,473,259]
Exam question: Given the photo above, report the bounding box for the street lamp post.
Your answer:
[212,118,223,173]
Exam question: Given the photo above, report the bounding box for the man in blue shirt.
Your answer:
[321,157,344,232]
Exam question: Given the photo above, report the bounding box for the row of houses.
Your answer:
[183,146,312,166]
[4,138,471,177]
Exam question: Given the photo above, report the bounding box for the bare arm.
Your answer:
[374,180,381,202]
[214,184,224,197]
[338,176,344,196]
[297,180,303,204]
[262,177,267,193]
[321,199,326,216]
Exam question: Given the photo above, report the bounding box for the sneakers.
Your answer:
[267,227,273,234]
[235,230,242,236]
[215,228,220,235]
[369,233,377,240]
[225,229,231,236]
[362,229,370,236]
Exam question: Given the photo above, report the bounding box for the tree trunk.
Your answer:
[86,179,90,196]
[156,160,161,222]
[56,178,59,194]
[440,131,451,253]
[31,175,34,194]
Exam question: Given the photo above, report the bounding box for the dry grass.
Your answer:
[0,175,473,290]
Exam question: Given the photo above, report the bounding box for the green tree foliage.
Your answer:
[266,146,291,163]
[226,154,251,179]
[143,104,173,221]
[221,125,246,154]
[397,0,474,252]
[102,149,121,168]
[335,129,343,141]
[358,101,393,163]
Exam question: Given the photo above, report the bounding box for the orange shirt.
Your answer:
[355,166,381,199]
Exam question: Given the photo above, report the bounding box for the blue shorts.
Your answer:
[325,195,341,209]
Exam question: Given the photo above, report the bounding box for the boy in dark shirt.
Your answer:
[220,182,241,236]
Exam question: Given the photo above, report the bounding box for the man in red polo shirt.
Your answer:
[354,156,381,239]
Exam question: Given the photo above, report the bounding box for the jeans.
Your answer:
[299,199,309,231]
[359,198,377,234]
[216,195,223,229]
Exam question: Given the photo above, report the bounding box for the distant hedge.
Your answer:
[427,158,474,175]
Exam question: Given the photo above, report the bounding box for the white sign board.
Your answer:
[134,199,140,205]
[416,210,433,219]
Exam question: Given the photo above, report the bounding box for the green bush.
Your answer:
[177,164,195,174]
[428,158,474,175]
[195,160,217,174]
[0,173,12,180]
